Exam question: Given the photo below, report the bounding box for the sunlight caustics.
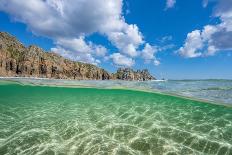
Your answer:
[0,83,232,155]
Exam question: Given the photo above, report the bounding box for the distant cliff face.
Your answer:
[0,32,155,81]
[113,68,155,81]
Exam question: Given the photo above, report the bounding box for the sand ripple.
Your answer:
[0,85,232,155]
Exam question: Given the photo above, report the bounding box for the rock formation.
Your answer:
[113,68,155,81]
[0,32,155,81]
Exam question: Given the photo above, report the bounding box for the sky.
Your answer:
[0,0,232,79]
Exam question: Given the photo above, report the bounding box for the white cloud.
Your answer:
[95,46,107,57]
[141,43,161,66]
[106,24,144,57]
[165,0,176,9]
[56,37,92,54]
[51,46,100,65]
[0,0,123,38]
[178,26,219,58]
[141,43,157,60]
[110,53,135,67]
[154,59,161,66]
[179,30,203,58]
[178,0,232,58]
[0,0,150,66]
[55,37,107,56]
[51,37,107,64]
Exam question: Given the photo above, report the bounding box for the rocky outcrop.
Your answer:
[112,68,155,81]
[0,32,111,80]
[0,32,155,81]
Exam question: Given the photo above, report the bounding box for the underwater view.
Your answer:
[0,79,232,155]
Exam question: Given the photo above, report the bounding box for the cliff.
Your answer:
[113,68,155,81]
[0,32,155,81]
[0,32,111,80]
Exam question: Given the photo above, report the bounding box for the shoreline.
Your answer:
[0,76,159,81]
[1,76,232,81]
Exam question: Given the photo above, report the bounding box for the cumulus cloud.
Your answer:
[51,46,101,65]
[107,24,143,57]
[0,0,151,66]
[179,30,203,58]
[141,43,172,66]
[0,0,123,37]
[95,46,107,57]
[165,0,176,9]
[141,43,158,62]
[110,53,134,67]
[141,44,157,60]
[55,37,107,57]
[50,37,107,64]
[178,0,232,58]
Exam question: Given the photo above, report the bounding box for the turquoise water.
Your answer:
[2,78,232,105]
[0,82,232,154]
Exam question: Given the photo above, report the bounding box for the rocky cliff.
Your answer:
[0,32,155,81]
[113,68,155,81]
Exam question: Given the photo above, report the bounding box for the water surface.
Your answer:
[1,78,231,105]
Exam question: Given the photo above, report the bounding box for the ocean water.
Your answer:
[0,81,232,155]
[2,78,231,105]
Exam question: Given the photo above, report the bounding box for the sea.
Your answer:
[0,78,231,154]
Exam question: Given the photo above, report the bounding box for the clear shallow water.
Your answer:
[1,78,232,105]
[0,82,232,155]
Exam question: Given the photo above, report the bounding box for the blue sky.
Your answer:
[0,0,231,79]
